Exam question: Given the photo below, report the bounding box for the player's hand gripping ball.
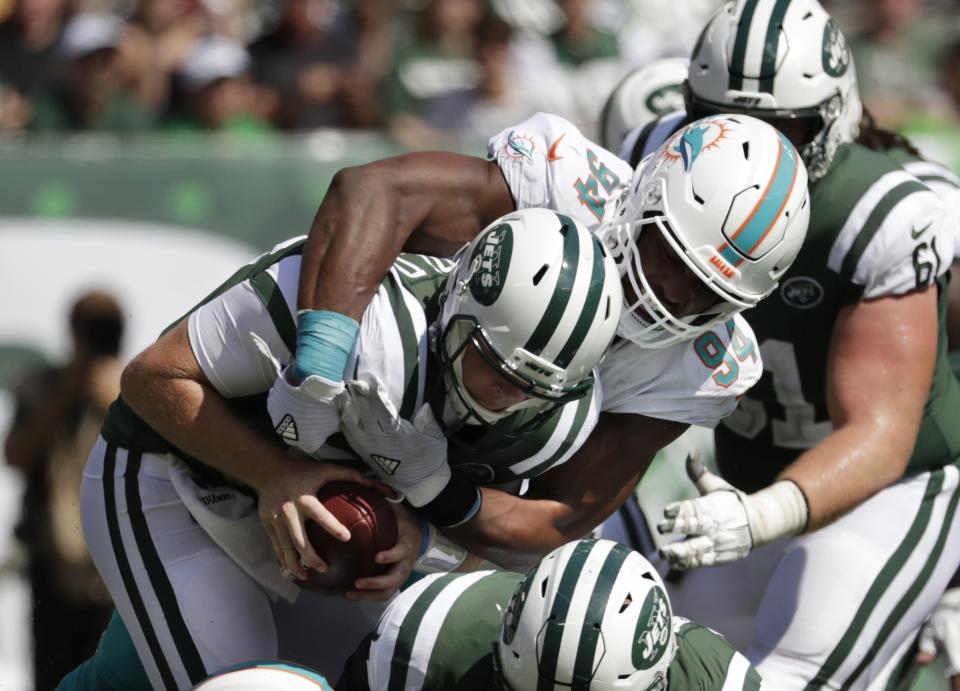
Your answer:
[296,481,398,593]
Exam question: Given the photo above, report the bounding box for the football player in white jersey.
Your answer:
[270,112,810,592]
[604,1,960,689]
[77,210,624,688]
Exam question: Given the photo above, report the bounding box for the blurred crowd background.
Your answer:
[2,0,960,689]
[0,0,958,144]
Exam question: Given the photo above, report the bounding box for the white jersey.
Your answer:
[185,240,603,480]
[489,113,762,427]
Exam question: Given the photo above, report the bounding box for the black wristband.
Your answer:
[417,473,482,528]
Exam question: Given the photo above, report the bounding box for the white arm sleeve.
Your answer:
[187,280,291,398]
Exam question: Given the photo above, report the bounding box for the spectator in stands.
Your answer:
[28,13,156,132]
[549,0,619,67]
[0,80,31,131]
[249,0,380,130]
[124,0,208,117]
[849,0,953,126]
[382,0,484,146]
[0,0,71,109]
[4,290,123,691]
[173,35,274,132]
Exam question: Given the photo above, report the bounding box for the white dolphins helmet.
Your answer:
[599,113,810,348]
[436,208,622,429]
[494,539,677,690]
[192,661,332,690]
[599,57,690,153]
[686,0,861,181]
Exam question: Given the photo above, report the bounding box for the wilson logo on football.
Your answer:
[370,454,401,475]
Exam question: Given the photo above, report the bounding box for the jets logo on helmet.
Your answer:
[493,539,677,691]
[687,0,862,180]
[599,57,690,154]
[599,114,810,348]
[821,18,849,77]
[435,208,622,430]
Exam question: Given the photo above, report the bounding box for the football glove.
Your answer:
[341,377,480,527]
[658,451,808,570]
[917,588,960,677]
[253,333,345,456]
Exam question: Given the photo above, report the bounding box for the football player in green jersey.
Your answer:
[75,209,623,688]
[338,539,765,691]
[601,1,960,689]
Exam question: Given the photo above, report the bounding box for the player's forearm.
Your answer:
[444,489,574,571]
[120,357,284,490]
[778,420,915,531]
[298,164,412,320]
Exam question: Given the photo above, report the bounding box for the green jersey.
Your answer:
[714,143,960,490]
[341,571,764,691]
[100,237,601,487]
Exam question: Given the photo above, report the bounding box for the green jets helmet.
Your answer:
[493,539,677,691]
[599,57,690,153]
[435,208,621,428]
[686,0,861,181]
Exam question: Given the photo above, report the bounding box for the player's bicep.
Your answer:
[827,288,937,434]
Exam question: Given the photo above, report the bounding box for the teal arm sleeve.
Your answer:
[291,309,360,383]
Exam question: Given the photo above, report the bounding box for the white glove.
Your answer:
[917,588,960,677]
[657,451,808,570]
[253,333,344,456]
[341,377,451,508]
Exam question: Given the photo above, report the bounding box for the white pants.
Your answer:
[666,463,960,690]
[80,437,384,690]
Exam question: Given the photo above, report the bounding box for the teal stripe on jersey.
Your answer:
[726,131,797,262]
[571,545,631,685]
[758,0,792,93]
[838,470,960,690]
[524,214,581,355]
[125,451,208,685]
[838,180,927,282]
[804,470,944,691]
[104,445,179,691]
[555,238,606,368]
[249,272,297,354]
[383,271,421,419]
[388,574,461,691]
[729,0,761,91]
[537,541,594,691]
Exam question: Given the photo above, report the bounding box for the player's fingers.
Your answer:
[271,515,308,580]
[916,628,937,658]
[350,563,407,599]
[658,501,701,535]
[660,536,713,570]
[322,463,377,488]
[281,501,328,572]
[373,539,411,565]
[298,494,351,542]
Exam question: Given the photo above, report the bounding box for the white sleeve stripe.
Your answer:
[902,161,960,187]
[507,401,578,475]
[405,571,492,691]
[720,651,752,691]
[827,170,918,274]
[368,577,438,690]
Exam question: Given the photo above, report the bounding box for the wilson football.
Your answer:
[296,481,398,593]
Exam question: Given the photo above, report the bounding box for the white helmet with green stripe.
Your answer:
[493,539,676,690]
[599,57,689,153]
[600,113,810,348]
[435,208,622,428]
[686,0,861,181]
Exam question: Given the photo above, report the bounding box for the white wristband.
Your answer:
[414,522,467,574]
[744,480,809,546]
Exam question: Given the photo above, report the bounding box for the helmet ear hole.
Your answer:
[532,265,549,286]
